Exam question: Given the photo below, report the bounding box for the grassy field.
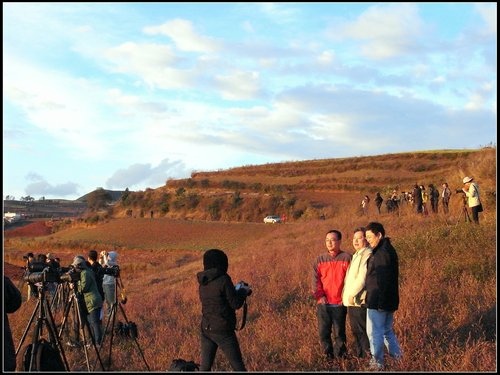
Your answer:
[4,201,496,372]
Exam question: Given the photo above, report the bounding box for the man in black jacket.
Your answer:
[365,222,402,370]
[197,249,250,371]
[4,276,23,371]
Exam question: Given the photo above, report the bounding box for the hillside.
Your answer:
[111,148,496,223]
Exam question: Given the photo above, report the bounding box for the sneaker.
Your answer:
[367,360,383,371]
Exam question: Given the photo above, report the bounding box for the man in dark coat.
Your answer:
[5,276,23,371]
[197,249,250,371]
[365,222,402,370]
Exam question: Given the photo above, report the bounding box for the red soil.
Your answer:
[4,221,53,238]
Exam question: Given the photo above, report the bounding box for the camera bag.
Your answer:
[22,338,65,371]
[168,358,199,371]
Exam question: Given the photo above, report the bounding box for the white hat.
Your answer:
[463,176,473,184]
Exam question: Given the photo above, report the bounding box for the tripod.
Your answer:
[457,203,471,223]
[57,280,106,371]
[98,275,150,371]
[15,281,70,371]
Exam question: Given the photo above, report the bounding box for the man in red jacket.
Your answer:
[312,229,352,362]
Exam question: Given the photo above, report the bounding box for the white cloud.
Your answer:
[214,70,262,100]
[334,3,424,60]
[104,42,194,89]
[317,50,335,65]
[475,3,497,36]
[258,3,299,24]
[143,19,221,53]
[25,173,80,197]
[3,56,110,159]
[106,159,189,189]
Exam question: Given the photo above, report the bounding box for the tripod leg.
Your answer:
[118,300,151,371]
[15,298,40,355]
[42,297,70,370]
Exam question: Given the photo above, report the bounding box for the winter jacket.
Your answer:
[102,251,118,286]
[5,276,22,371]
[342,247,372,307]
[77,268,103,313]
[365,237,399,312]
[312,251,351,305]
[465,182,481,208]
[197,267,246,333]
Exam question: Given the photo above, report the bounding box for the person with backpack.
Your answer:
[197,249,250,371]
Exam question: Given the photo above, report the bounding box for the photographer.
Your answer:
[461,176,482,224]
[4,276,22,371]
[71,256,103,346]
[99,251,119,318]
[197,249,250,371]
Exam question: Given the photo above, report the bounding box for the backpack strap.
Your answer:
[236,300,248,330]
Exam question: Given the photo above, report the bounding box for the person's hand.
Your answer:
[348,296,355,305]
[319,296,327,304]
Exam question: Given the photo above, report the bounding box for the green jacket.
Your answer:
[77,268,103,313]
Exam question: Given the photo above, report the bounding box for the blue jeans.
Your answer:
[366,309,401,367]
[87,308,103,345]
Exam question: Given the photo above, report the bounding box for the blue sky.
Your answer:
[3,2,497,200]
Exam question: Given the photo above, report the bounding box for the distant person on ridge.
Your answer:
[413,184,423,214]
[429,184,439,213]
[374,193,383,214]
[361,195,370,216]
[312,229,351,362]
[441,182,451,214]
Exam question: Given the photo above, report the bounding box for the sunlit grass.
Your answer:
[5,205,496,371]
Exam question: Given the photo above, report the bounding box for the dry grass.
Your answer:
[4,202,496,372]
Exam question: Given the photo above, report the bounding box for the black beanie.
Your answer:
[203,249,228,273]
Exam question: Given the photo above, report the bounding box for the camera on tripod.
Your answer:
[103,265,120,277]
[455,189,465,194]
[23,263,79,284]
[235,281,252,297]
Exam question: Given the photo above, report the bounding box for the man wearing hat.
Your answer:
[461,176,482,224]
[71,255,103,346]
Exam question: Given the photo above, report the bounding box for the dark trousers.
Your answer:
[87,308,103,345]
[471,205,480,224]
[200,329,246,371]
[347,306,370,358]
[316,304,347,358]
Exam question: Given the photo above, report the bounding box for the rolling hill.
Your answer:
[111,148,496,222]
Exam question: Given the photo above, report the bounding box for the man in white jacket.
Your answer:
[462,176,482,224]
[341,227,372,358]
[99,251,119,318]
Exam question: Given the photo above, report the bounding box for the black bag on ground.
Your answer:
[168,358,199,371]
[23,338,65,371]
